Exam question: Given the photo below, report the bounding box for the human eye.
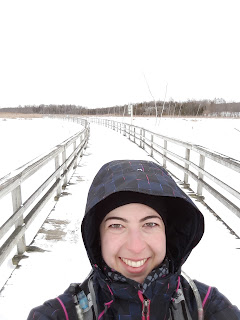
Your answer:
[108,223,124,229]
[144,222,158,228]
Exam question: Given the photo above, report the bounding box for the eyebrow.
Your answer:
[104,215,162,223]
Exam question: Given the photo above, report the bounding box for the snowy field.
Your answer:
[0,117,239,319]
[0,117,81,179]
[106,116,240,161]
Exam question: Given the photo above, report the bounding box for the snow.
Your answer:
[0,118,239,319]
[112,116,240,162]
[0,117,81,178]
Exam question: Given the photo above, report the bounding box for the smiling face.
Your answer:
[100,203,166,283]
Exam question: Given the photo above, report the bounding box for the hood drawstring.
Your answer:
[98,284,114,320]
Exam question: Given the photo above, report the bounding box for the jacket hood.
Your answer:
[81,160,204,272]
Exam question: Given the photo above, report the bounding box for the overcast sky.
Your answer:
[0,0,239,108]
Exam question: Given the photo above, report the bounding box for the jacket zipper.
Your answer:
[142,298,150,320]
[138,291,150,320]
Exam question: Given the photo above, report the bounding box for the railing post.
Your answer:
[80,134,84,156]
[123,124,126,137]
[184,148,190,185]
[73,140,77,169]
[11,185,26,254]
[55,154,62,199]
[197,154,205,196]
[84,129,88,150]
[163,140,167,168]
[140,129,142,148]
[133,127,136,143]
[128,125,131,140]
[142,129,145,150]
[151,134,154,157]
[62,146,67,189]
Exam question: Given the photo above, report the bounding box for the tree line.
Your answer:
[1,99,240,117]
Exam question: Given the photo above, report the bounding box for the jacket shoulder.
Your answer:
[27,286,78,320]
[197,282,240,320]
[181,277,240,320]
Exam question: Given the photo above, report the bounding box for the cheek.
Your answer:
[100,232,120,261]
[151,233,166,255]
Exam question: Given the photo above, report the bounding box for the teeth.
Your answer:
[121,258,147,268]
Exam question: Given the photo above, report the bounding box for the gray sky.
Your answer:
[0,0,239,108]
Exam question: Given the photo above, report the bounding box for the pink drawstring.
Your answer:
[98,284,114,319]
[56,297,69,320]
[98,300,113,320]
[202,286,212,308]
[106,284,114,296]
[138,290,144,302]
[176,276,180,292]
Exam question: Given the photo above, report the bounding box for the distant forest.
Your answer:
[1,98,240,117]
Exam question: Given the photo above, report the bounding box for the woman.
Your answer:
[28,160,240,319]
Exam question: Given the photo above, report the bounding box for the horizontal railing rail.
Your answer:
[0,117,89,267]
[90,117,240,222]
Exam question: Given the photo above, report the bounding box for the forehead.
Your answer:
[104,203,161,220]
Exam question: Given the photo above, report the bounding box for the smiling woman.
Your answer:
[28,160,240,320]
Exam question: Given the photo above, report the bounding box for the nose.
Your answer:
[126,229,146,253]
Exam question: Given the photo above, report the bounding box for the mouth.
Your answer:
[120,257,147,268]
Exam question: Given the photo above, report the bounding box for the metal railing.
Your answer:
[91,117,240,221]
[0,118,89,267]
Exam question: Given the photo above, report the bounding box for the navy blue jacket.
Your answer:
[28,160,240,319]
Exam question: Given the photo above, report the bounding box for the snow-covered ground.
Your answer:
[106,116,240,161]
[0,117,81,179]
[0,118,239,319]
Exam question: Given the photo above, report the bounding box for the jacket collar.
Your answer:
[93,258,179,301]
[92,264,180,320]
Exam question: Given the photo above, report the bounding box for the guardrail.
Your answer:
[91,117,240,222]
[0,118,89,267]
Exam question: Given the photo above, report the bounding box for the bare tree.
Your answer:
[143,73,158,123]
[158,83,168,125]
